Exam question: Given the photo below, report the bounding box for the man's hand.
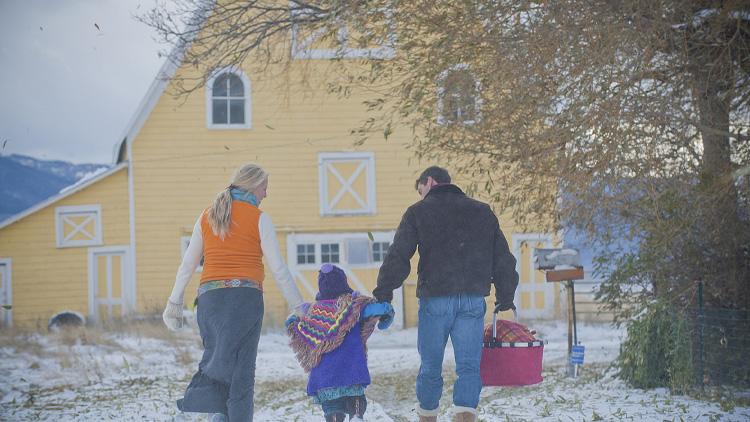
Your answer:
[494,301,516,313]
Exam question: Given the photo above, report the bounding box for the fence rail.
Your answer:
[570,279,616,321]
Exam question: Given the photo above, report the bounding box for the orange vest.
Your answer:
[199,201,265,285]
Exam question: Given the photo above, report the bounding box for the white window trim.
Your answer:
[371,240,391,263]
[290,3,396,60]
[205,65,252,130]
[318,151,377,216]
[287,231,395,271]
[181,236,203,272]
[0,258,12,326]
[437,64,482,126]
[286,231,403,328]
[55,205,103,248]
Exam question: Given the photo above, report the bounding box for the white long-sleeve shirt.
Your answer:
[169,211,304,310]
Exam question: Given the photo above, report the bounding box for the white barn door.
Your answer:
[512,234,555,319]
[88,246,133,323]
[0,258,12,326]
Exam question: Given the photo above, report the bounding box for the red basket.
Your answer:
[479,309,547,387]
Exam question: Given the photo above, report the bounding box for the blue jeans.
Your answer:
[416,294,486,411]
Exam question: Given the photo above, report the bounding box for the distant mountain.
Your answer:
[0,154,108,222]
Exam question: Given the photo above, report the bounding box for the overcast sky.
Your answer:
[0,0,165,165]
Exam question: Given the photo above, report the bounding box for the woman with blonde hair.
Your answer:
[163,163,304,422]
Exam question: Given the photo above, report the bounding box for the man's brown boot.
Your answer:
[455,411,477,422]
[417,404,439,422]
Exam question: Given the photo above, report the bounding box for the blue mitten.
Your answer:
[377,312,394,330]
[284,314,297,328]
[362,301,393,318]
[362,302,394,330]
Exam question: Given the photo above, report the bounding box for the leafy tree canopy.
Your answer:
[142,0,750,315]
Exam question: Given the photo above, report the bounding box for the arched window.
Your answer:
[206,67,252,129]
[438,66,481,126]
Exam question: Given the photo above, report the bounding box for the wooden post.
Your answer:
[566,280,574,355]
[545,267,584,377]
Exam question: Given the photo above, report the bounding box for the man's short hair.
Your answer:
[415,166,451,190]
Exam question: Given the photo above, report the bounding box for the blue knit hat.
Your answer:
[316,263,353,300]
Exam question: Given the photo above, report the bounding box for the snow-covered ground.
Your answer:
[1,318,748,421]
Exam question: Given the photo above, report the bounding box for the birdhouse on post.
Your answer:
[535,248,584,281]
[534,248,584,378]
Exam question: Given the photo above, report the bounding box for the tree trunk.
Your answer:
[694,67,748,307]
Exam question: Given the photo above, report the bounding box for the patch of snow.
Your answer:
[0,320,747,421]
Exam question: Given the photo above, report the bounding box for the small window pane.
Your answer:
[321,243,340,263]
[372,241,390,262]
[441,69,477,125]
[447,96,461,121]
[213,100,228,124]
[229,99,244,124]
[347,240,370,265]
[228,76,244,97]
[297,244,315,265]
[213,74,229,97]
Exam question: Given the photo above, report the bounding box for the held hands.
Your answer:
[162,299,184,331]
[285,314,297,328]
[377,302,394,330]
[285,304,305,328]
[361,301,395,330]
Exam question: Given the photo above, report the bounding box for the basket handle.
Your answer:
[492,307,519,340]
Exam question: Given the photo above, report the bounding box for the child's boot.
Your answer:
[347,395,367,420]
[325,413,347,422]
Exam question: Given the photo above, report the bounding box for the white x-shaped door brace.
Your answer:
[63,214,96,242]
[326,161,367,210]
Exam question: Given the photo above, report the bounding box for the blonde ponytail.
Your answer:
[207,163,269,240]
[207,187,234,240]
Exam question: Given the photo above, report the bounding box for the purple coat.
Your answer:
[306,318,370,396]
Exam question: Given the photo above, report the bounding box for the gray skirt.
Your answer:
[177,287,264,421]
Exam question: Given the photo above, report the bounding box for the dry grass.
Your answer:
[0,316,197,379]
[0,326,46,356]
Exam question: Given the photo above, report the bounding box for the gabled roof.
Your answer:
[109,57,181,166]
[110,5,212,166]
[0,162,128,230]
[0,7,212,231]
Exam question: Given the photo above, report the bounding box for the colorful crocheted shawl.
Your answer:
[286,293,379,372]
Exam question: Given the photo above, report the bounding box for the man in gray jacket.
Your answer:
[373,166,519,422]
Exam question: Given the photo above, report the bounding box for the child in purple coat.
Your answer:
[286,263,394,422]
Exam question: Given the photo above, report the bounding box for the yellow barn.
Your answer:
[0,10,565,331]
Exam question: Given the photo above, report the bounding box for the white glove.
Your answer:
[162,299,184,331]
[292,304,305,318]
